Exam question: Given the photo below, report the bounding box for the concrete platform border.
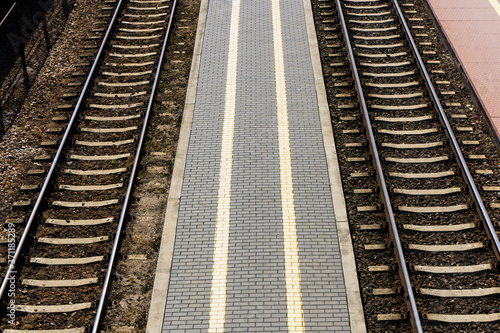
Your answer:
[301,0,367,331]
[145,0,209,330]
[421,0,500,147]
[146,0,367,331]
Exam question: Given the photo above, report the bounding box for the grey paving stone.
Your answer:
[162,0,351,331]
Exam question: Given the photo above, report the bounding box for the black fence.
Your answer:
[0,0,68,136]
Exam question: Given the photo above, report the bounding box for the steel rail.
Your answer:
[391,0,500,261]
[91,0,178,331]
[0,0,125,301]
[334,0,423,331]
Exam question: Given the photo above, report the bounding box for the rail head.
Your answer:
[334,0,423,332]
[0,0,125,304]
[390,0,500,262]
[90,0,178,331]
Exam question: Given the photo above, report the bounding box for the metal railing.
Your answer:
[0,2,29,91]
[0,0,67,131]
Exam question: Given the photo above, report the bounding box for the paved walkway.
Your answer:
[426,0,500,134]
[150,0,360,331]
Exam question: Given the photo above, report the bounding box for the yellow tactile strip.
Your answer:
[489,0,500,17]
[272,0,306,331]
[208,0,306,331]
[207,0,241,331]
[157,0,354,330]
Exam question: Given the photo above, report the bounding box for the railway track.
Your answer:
[0,0,178,331]
[313,0,500,332]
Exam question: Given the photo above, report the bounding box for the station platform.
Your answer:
[425,0,500,135]
[145,0,363,331]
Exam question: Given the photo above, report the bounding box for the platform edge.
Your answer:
[145,0,210,330]
[422,0,500,147]
[301,0,367,331]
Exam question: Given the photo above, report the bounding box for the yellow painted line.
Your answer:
[488,0,500,17]
[207,0,240,331]
[272,0,305,332]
